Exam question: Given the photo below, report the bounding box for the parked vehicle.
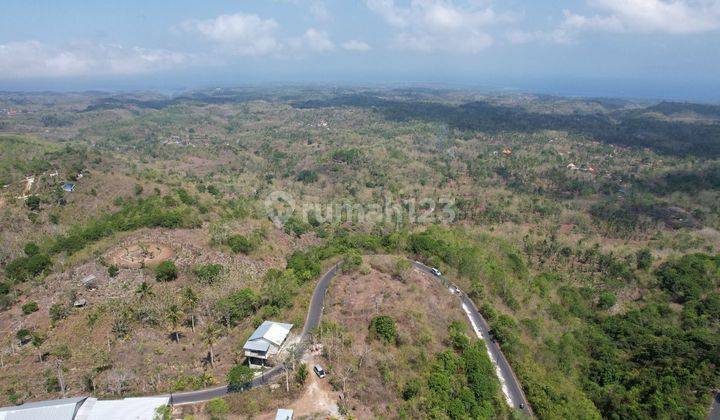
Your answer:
[430,267,442,276]
[313,364,326,378]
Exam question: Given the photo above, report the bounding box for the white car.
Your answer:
[430,267,442,277]
[313,364,326,378]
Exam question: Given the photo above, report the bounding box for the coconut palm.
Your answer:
[166,304,184,342]
[181,286,198,332]
[202,323,221,367]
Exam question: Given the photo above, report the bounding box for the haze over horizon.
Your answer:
[1,0,719,101]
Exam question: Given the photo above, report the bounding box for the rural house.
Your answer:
[243,321,293,367]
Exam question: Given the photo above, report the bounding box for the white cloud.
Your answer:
[366,0,411,27]
[181,13,338,57]
[561,0,720,35]
[181,13,281,56]
[309,1,331,21]
[342,39,372,51]
[0,41,188,79]
[365,0,512,53]
[304,28,335,52]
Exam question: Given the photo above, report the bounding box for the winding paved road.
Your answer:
[410,261,533,417]
[170,263,340,405]
[171,259,532,417]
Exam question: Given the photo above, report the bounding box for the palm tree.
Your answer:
[135,281,154,301]
[181,286,198,332]
[202,323,221,367]
[166,304,184,342]
[31,332,46,362]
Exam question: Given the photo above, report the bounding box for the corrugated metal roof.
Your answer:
[84,397,169,420]
[244,340,271,352]
[0,397,86,420]
[247,321,293,347]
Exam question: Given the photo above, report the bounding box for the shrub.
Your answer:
[155,261,178,282]
[5,253,52,282]
[226,234,254,254]
[402,378,422,400]
[295,363,309,385]
[26,196,40,211]
[369,315,397,343]
[655,253,720,303]
[23,242,40,257]
[597,291,617,310]
[108,265,119,278]
[21,301,39,315]
[207,398,229,419]
[341,250,362,272]
[194,263,223,284]
[153,405,171,420]
[16,329,32,344]
[636,248,653,270]
[49,304,69,323]
[296,169,319,184]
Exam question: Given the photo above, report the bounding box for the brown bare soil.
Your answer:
[317,255,471,418]
[107,242,174,268]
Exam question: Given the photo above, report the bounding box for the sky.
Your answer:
[1,0,719,101]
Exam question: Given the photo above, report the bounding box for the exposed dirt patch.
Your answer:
[317,255,471,418]
[255,355,339,420]
[107,242,174,268]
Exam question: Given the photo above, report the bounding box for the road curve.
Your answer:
[172,259,533,415]
[709,393,720,420]
[411,260,533,417]
[170,263,340,405]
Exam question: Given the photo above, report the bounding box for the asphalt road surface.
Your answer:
[709,393,720,420]
[170,263,340,405]
[411,260,533,417]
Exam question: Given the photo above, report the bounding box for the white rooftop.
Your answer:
[244,321,293,357]
[0,397,86,420]
[77,396,169,420]
[275,408,294,420]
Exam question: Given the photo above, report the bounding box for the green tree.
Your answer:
[107,265,119,278]
[227,364,254,391]
[341,250,363,272]
[155,261,178,282]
